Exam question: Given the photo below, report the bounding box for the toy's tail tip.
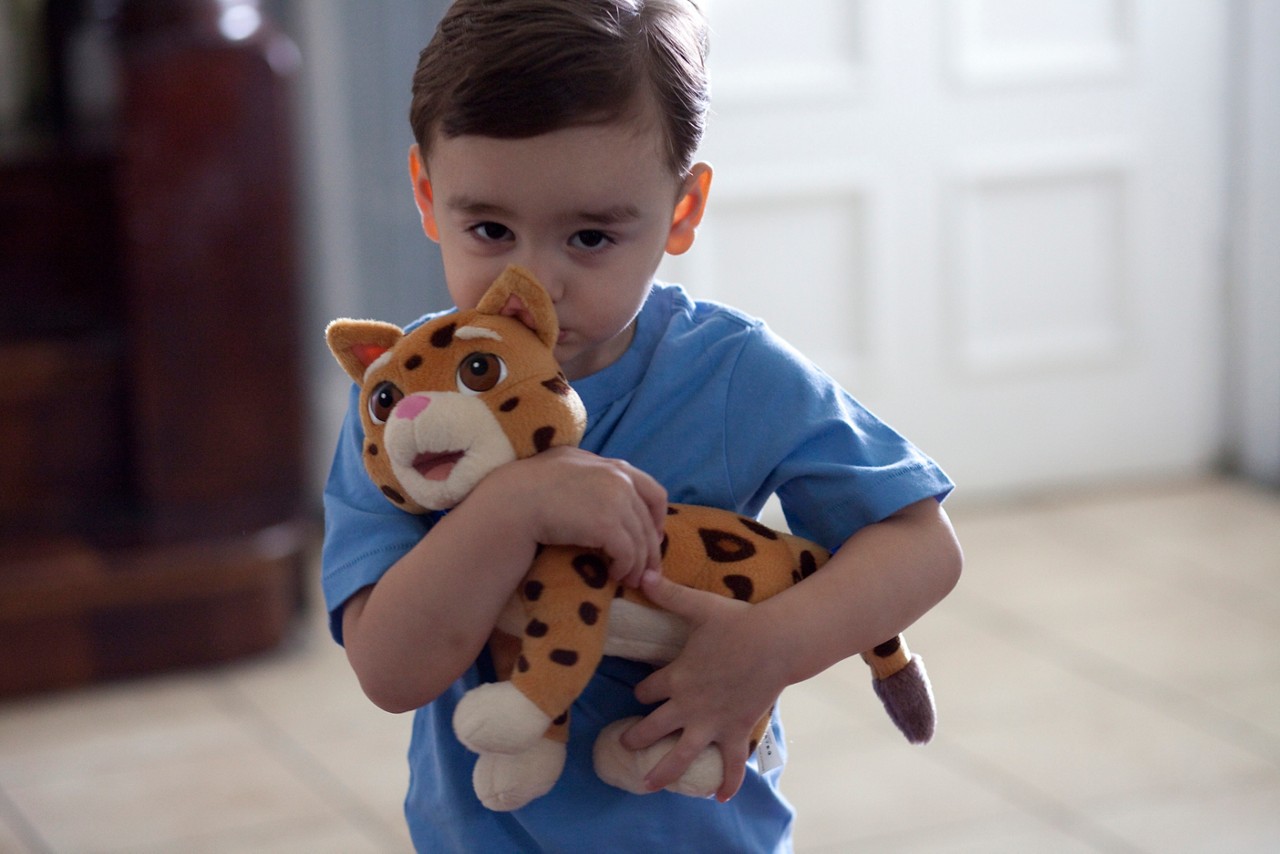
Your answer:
[872,654,936,744]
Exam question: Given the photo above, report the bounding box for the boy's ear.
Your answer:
[408,144,441,242]
[665,162,713,256]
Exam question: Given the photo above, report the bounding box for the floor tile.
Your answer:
[784,677,1019,849]
[1095,778,1280,853]
[800,811,1106,854]
[0,676,241,783]
[941,658,1276,812]
[127,816,398,854]
[5,737,336,853]
[0,805,40,854]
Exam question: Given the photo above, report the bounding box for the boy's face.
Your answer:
[411,119,711,380]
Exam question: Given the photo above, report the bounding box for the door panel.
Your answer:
[662,0,1227,496]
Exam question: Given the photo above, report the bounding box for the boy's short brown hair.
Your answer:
[409,0,709,176]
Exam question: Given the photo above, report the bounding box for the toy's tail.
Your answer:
[861,636,935,744]
[777,530,937,744]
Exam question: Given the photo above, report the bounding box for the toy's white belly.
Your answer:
[602,599,689,665]
[495,597,689,667]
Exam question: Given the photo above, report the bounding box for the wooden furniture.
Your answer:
[0,0,310,696]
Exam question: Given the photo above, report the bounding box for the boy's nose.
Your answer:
[512,254,565,301]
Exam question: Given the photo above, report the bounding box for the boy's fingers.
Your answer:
[640,570,732,621]
[631,467,668,529]
[715,745,748,802]
[619,696,677,749]
[627,460,670,540]
[643,730,713,793]
[630,666,671,708]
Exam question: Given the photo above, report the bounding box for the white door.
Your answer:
[659,0,1228,497]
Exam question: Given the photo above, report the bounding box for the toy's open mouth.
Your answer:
[413,450,465,481]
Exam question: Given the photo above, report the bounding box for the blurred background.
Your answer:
[0,1,1276,851]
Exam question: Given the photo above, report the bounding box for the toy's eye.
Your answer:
[457,352,507,394]
[368,381,404,424]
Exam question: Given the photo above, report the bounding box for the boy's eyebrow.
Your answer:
[445,195,642,225]
[573,205,643,225]
[445,196,513,218]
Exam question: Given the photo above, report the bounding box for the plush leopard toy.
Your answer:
[326,266,936,812]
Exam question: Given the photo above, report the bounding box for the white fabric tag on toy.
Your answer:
[755,727,783,773]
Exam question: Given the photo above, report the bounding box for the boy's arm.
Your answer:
[620,496,962,801]
[341,446,668,714]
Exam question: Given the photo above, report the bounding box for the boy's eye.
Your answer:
[472,222,512,242]
[570,230,612,251]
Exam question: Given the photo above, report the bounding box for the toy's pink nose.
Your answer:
[395,394,431,420]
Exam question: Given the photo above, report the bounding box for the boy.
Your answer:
[322,0,963,850]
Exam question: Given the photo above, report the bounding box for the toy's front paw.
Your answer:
[454,682,553,754]
[593,717,722,799]
[472,739,566,811]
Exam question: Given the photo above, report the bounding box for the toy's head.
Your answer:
[326,266,587,513]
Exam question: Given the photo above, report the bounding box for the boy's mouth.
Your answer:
[413,450,465,481]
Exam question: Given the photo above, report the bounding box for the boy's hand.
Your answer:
[493,446,667,587]
[620,570,789,802]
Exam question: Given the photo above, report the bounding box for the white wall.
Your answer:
[1226,0,1280,486]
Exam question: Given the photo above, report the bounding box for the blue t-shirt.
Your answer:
[322,283,953,852]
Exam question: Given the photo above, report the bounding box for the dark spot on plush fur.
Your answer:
[517,655,529,673]
[500,397,520,412]
[660,533,669,558]
[541,375,571,396]
[523,580,544,601]
[798,550,819,579]
[550,649,579,667]
[404,354,423,370]
[366,443,378,456]
[723,574,754,601]
[698,528,757,563]
[553,712,569,726]
[738,517,779,540]
[380,485,406,504]
[430,323,455,348]
[526,619,549,638]
[873,637,902,658]
[578,602,600,625]
[666,506,679,515]
[572,554,610,589]
[534,426,556,452]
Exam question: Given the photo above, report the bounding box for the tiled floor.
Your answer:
[1,477,1277,853]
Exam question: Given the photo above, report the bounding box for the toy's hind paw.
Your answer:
[473,739,566,812]
[454,682,552,754]
[592,717,722,798]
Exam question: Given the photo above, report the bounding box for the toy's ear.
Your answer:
[475,266,560,350]
[326,319,404,382]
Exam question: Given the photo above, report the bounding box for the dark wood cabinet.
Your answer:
[0,0,310,696]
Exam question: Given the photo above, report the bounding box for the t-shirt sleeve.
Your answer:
[723,325,953,551]
[321,382,435,645]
